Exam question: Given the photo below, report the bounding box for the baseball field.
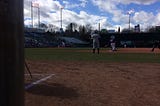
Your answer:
[25,48,160,106]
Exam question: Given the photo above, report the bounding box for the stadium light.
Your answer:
[98,19,101,32]
[127,9,134,32]
[60,7,64,31]
[31,0,40,28]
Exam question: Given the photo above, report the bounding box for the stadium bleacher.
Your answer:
[24,28,89,48]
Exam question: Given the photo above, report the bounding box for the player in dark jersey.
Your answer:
[151,40,160,52]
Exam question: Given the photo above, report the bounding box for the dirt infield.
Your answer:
[25,60,160,106]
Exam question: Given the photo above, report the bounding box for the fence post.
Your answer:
[0,0,24,106]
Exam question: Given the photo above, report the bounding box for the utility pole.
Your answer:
[0,0,24,106]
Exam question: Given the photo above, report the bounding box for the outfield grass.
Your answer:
[25,48,160,63]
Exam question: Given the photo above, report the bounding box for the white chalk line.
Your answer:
[25,73,52,76]
[25,74,55,90]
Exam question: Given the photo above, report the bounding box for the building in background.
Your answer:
[108,29,116,33]
[134,24,140,33]
[156,26,160,32]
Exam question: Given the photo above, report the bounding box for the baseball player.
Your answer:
[151,40,160,52]
[110,35,116,51]
[91,30,101,54]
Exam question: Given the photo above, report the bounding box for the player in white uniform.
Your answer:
[91,30,101,54]
[110,35,116,51]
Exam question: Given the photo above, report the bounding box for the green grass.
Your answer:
[25,48,160,63]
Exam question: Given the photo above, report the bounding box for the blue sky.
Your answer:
[24,0,160,31]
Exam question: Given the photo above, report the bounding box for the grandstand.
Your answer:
[24,28,89,48]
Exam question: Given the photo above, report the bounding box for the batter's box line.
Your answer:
[25,74,55,90]
[25,73,54,76]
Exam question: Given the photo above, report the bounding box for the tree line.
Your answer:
[39,22,160,47]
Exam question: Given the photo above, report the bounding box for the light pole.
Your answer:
[98,19,101,32]
[38,6,40,28]
[128,13,131,31]
[31,1,33,28]
[31,1,40,28]
[127,9,134,32]
[60,7,64,30]
[98,23,101,32]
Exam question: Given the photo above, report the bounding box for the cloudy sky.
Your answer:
[24,0,160,31]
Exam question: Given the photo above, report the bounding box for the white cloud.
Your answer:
[132,11,160,31]
[156,13,160,25]
[63,1,79,9]
[62,10,108,30]
[79,0,88,7]
[91,0,160,31]
[24,0,160,31]
[117,0,158,5]
[24,9,30,18]
[24,0,109,30]
[63,0,87,9]
[24,0,63,27]
[133,11,155,24]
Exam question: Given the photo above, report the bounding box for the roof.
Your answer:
[59,37,88,44]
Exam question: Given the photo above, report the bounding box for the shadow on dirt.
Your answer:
[26,83,79,99]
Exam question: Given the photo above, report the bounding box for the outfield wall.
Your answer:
[100,32,160,47]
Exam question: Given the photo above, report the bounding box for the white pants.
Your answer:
[111,43,116,51]
[93,41,100,49]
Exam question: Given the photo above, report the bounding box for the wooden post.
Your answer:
[0,0,24,106]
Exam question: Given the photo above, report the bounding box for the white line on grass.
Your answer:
[25,74,55,90]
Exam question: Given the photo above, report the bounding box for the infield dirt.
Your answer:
[25,59,160,106]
